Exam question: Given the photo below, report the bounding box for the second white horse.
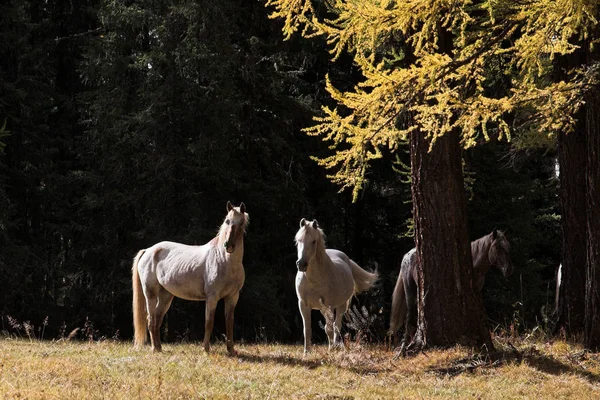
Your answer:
[294,218,378,353]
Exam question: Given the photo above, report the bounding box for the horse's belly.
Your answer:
[161,281,206,301]
[297,278,353,309]
[161,270,244,301]
[157,268,207,300]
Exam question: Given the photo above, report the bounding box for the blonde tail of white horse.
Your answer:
[388,273,406,336]
[348,259,378,293]
[132,249,147,348]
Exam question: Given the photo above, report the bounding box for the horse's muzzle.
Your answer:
[224,242,235,254]
[296,259,308,272]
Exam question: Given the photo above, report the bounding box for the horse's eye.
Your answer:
[226,219,230,225]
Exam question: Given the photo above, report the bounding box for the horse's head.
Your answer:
[295,218,324,272]
[222,201,248,254]
[488,229,513,277]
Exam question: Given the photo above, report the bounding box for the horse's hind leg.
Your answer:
[152,288,174,352]
[144,293,161,352]
[145,287,174,352]
[324,314,334,351]
[402,287,418,352]
[224,292,240,355]
[203,296,218,353]
[333,301,349,348]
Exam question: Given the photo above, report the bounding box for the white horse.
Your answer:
[132,201,248,354]
[294,218,378,353]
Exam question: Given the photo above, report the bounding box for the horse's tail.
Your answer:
[132,249,147,348]
[388,272,406,336]
[348,259,378,293]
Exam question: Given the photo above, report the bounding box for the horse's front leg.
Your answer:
[203,297,218,353]
[299,299,311,355]
[224,292,240,355]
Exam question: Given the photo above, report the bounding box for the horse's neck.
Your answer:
[471,235,491,276]
[210,236,244,265]
[230,240,244,264]
[306,248,333,280]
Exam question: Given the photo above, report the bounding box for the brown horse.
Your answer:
[388,229,513,348]
[132,201,248,354]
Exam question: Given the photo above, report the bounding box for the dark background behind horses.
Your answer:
[0,0,559,343]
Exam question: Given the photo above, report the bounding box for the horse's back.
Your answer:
[148,240,198,253]
[325,249,355,278]
[325,248,349,263]
[138,241,214,301]
[401,248,418,287]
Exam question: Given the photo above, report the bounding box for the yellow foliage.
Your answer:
[266,0,599,198]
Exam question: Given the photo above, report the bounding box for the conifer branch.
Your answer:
[364,20,522,144]
[54,27,104,43]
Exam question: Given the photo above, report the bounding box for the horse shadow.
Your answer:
[428,345,600,384]
[235,349,383,375]
[502,347,600,383]
[236,351,323,369]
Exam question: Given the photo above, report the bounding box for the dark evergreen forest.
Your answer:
[0,0,560,344]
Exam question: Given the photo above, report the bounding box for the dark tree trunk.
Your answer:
[556,123,587,334]
[554,44,588,336]
[584,86,600,349]
[409,130,492,349]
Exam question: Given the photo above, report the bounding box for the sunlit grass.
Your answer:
[1,336,600,399]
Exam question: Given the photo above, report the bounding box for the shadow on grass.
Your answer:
[236,351,323,370]
[428,346,600,384]
[235,349,383,374]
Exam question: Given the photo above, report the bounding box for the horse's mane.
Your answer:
[295,225,326,253]
[471,233,492,256]
[214,210,249,247]
[471,230,510,272]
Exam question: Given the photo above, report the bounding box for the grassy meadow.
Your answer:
[1,336,600,399]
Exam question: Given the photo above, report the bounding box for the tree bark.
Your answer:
[556,123,587,334]
[554,44,588,336]
[584,86,600,349]
[409,130,492,349]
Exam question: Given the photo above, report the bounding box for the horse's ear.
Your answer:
[227,201,234,212]
[239,202,246,213]
[311,220,319,229]
[492,228,498,239]
[299,218,306,228]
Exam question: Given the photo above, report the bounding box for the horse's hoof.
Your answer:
[333,343,344,351]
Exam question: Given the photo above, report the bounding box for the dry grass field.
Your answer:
[1,335,600,399]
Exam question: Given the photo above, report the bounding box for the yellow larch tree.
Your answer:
[267,0,599,350]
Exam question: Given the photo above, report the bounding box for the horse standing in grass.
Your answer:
[132,201,248,354]
[389,229,513,349]
[295,218,379,354]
